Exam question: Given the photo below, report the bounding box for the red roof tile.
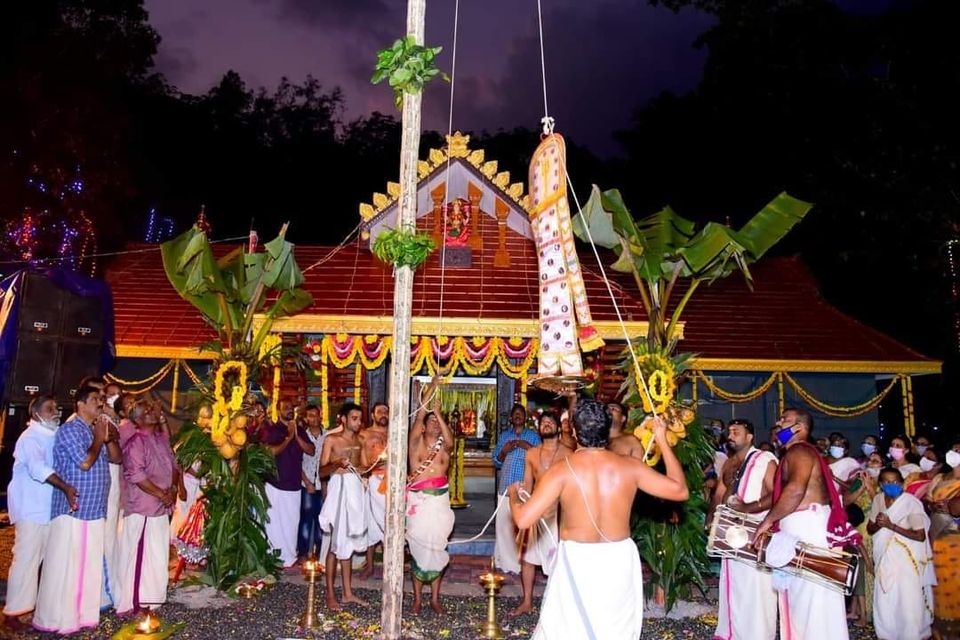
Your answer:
[105,220,935,369]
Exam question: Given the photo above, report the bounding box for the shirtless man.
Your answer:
[508,399,688,639]
[317,403,368,609]
[358,402,388,580]
[606,401,644,459]
[754,408,850,640]
[511,411,574,616]
[406,378,456,614]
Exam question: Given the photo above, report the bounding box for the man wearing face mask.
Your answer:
[3,395,78,631]
[754,408,856,640]
[709,419,778,640]
[867,467,935,640]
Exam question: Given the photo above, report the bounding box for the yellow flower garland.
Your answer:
[214,360,248,419]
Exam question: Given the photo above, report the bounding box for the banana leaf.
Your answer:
[736,191,813,260]
[262,235,305,289]
[161,226,236,327]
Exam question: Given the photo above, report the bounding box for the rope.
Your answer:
[0,235,250,267]
[536,0,550,125]
[301,222,362,273]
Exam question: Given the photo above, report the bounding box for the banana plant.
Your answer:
[573,186,811,610]
[161,223,312,356]
[573,186,812,350]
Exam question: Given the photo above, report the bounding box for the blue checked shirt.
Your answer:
[50,416,111,521]
[493,427,541,491]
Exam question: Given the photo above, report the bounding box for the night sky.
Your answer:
[145,0,713,156]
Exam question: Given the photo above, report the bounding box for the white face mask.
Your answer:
[829,446,845,459]
[105,394,120,411]
[916,445,928,456]
[35,416,60,431]
[947,450,960,468]
[920,457,937,472]
[866,467,881,478]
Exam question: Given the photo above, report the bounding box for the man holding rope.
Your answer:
[406,377,456,614]
[509,399,688,639]
[318,402,368,610]
[511,410,573,617]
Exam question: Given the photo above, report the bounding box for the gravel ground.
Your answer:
[9,580,880,639]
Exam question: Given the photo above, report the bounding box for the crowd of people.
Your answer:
[12,371,956,639]
[705,412,960,640]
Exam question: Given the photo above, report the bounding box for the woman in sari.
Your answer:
[927,450,960,640]
[907,448,947,501]
[844,451,883,626]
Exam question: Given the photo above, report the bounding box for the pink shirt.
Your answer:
[121,429,178,517]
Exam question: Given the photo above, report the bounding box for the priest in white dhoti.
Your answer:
[34,386,121,634]
[113,402,178,615]
[710,419,778,640]
[4,396,77,629]
[508,400,690,640]
[868,467,935,640]
[406,476,456,583]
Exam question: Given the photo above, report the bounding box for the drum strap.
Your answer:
[730,449,760,498]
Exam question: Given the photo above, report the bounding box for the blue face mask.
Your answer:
[881,483,904,499]
[776,425,795,446]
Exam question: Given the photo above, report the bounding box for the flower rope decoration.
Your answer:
[259,334,283,422]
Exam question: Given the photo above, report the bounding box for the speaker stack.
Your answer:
[3,271,106,405]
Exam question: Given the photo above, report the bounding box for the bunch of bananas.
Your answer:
[632,404,696,466]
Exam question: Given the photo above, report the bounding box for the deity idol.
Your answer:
[443,198,471,247]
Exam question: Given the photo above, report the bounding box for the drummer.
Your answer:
[709,418,778,640]
[754,408,853,640]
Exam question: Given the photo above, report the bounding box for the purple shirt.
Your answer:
[121,429,178,517]
[262,421,309,491]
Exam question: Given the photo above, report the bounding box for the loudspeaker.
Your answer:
[3,272,107,405]
[55,341,103,400]
[5,336,58,403]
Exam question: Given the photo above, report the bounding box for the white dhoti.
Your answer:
[871,492,935,640]
[495,492,522,574]
[533,538,644,640]
[264,483,301,567]
[3,520,51,616]
[715,448,778,640]
[102,462,121,608]
[715,558,778,640]
[366,473,386,547]
[33,516,104,634]
[171,473,201,544]
[775,505,849,640]
[318,474,368,560]
[405,478,456,582]
[521,512,559,576]
[113,514,170,614]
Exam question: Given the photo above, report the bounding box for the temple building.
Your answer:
[106,133,940,482]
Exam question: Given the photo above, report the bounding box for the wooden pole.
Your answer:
[381,1,426,637]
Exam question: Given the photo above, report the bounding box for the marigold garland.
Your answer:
[213,360,248,421]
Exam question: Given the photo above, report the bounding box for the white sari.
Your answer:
[870,492,935,640]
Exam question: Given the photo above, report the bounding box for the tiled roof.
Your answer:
[105,223,936,370]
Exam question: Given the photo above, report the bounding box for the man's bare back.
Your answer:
[510,407,689,545]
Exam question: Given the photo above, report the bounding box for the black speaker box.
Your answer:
[61,295,105,342]
[55,341,103,400]
[4,336,58,403]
